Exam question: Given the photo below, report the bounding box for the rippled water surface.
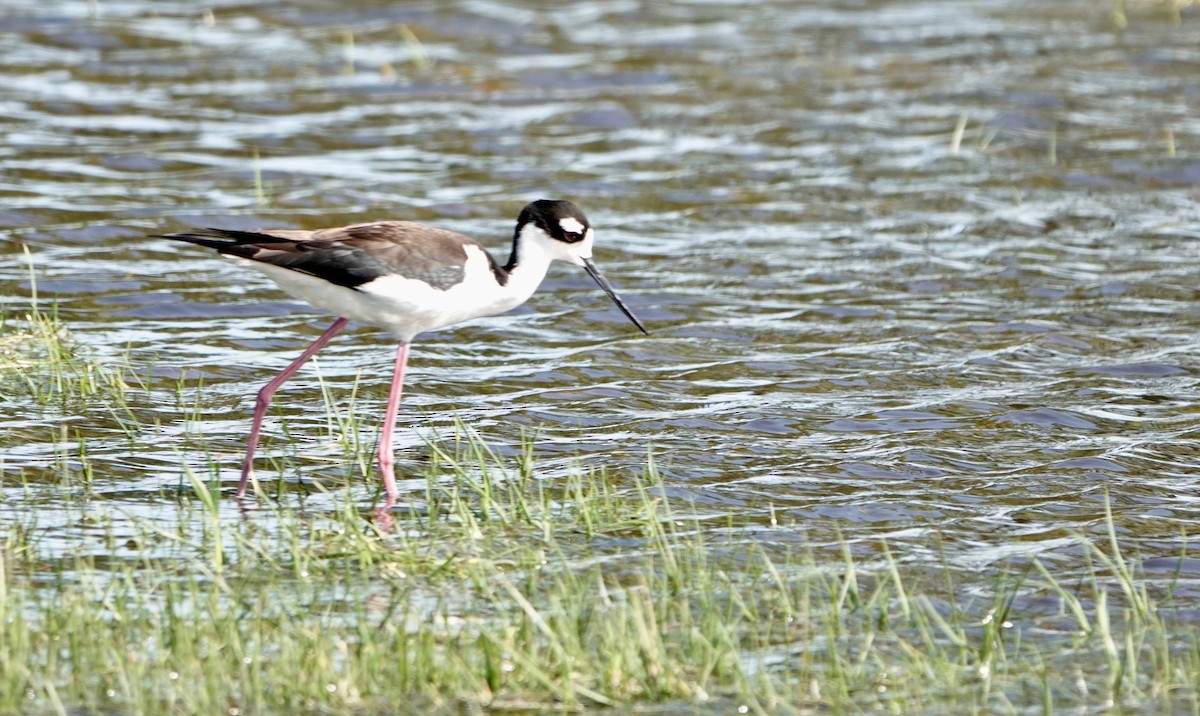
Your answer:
[3,0,1200,615]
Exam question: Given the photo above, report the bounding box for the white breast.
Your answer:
[235,245,547,342]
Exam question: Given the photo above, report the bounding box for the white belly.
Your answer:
[236,245,544,342]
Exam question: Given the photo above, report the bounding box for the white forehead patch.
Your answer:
[558,216,585,235]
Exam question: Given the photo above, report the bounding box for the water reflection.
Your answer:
[1,0,1199,578]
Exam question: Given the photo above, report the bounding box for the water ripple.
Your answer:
[2,0,1200,584]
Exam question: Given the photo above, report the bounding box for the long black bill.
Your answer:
[581,257,648,334]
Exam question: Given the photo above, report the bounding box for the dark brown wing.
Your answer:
[159,221,500,291]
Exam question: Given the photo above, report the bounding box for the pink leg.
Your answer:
[237,317,349,499]
[376,342,409,510]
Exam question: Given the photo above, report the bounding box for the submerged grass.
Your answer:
[3,291,1200,714]
[4,457,1200,714]
[0,249,134,414]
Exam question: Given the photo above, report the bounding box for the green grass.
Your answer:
[4,459,1199,715]
[0,265,134,413]
[2,290,1199,714]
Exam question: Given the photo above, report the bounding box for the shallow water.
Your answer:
[3,0,1200,633]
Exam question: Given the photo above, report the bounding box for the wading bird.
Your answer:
[160,199,646,510]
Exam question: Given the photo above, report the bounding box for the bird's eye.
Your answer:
[564,231,582,242]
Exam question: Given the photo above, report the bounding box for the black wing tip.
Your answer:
[154,228,296,251]
[153,228,236,251]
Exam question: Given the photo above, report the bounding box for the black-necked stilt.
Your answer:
[160,199,646,510]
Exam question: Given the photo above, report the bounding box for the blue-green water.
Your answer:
[2,0,1200,703]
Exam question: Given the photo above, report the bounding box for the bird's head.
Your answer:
[515,199,647,334]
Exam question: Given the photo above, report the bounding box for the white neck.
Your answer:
[496,223,559,310]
